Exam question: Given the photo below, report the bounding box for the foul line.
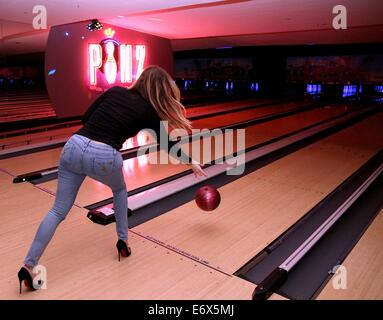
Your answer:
[130,229,232,277]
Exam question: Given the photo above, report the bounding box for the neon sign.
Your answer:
[88,28,146,86]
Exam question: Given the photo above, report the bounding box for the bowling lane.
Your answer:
[0,147,63,175]
[0,98,308,175]
[38,104,348,207]
[0,97,266,150]
[317,208,383,300]
[0,125,79,150]
[1,97,275,147]
[186,97,290,118]
[0,171,285,300]
[192,98,310,129]
[132,112,383,274]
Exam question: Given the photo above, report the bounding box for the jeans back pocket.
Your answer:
[92,157,116,176]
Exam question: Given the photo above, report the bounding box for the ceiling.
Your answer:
[0,0,382,56]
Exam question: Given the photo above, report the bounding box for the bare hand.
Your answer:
[188,161,207,178]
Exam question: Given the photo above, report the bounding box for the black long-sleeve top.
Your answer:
[76,86,191,162]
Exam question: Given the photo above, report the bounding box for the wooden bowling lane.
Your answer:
[317,208,383,300]
[0,98,304,152]
[0,97,270,152]
[0,100,55,122]
[0,148,63,175]
[0,125,80,150]
[0,97,294,172]
[0,171,286,300]
[36,104,348,207]
[132,112,383,275]
[0,97,312,175]
[0,126,81,151]
[185,97,276,117]
[192,99,310,129]
[0,98,55,121]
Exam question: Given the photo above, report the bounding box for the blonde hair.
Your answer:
[131,65,192,131]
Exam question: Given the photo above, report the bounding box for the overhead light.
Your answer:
[117,15,124,18]
[87,19,103,31]
[148,18,163,21]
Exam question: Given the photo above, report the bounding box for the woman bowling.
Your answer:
[18,65,206,293]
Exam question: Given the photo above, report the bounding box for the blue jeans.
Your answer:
[24,134,128,267]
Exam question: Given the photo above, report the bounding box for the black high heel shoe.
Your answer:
[17,267,37,294]
[116,239,131,261]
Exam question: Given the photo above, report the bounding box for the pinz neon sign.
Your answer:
[88,28,146,86]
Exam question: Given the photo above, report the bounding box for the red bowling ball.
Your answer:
[195,185,221,211]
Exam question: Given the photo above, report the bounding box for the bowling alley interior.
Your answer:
[1,1,383,302]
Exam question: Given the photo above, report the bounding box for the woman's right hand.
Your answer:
[188,160,207,178]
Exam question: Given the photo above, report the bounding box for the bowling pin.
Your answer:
[104,42,117,84]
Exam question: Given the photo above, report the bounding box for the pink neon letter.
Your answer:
[120,44,132,83]
[135,45,146,79]
[89,44,102,85]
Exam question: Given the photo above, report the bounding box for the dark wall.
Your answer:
[174,47,289,96]
[174,43,383,95]
[251,51,286,96]
[0,52,45,90]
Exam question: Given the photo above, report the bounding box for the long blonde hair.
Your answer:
[131,65,192,131]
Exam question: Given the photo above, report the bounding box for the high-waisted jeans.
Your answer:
[24,134,128,267]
